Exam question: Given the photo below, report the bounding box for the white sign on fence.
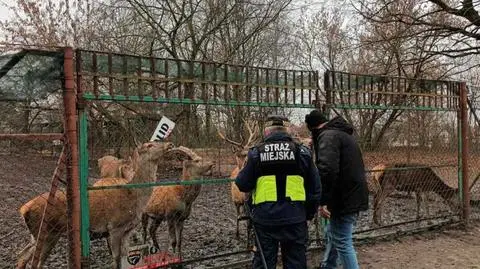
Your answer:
[150,116,175,141]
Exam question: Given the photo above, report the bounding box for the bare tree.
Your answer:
[119,0,293,144]
[355,0,480,59]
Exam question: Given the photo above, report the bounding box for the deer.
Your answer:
[16,154,134,265]
[371,163,461,226]
[141,146,215,259]
[97,155,134,180]
[16,141,175,269]
[217,119,260,239]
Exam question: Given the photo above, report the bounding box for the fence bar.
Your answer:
[150,57,157,98]
[459,82,470,223]
[275,69,280,103]
[246,67,251,102]
[165,60,169,98]
[122,55,128,96]
[137,56,143,98]
[31,146,67,268]
[265,68,270,103]
[78,108,90,267]
[76,50,83,97]
[0,133,63,141]
[92,53,98,97]
[177,60,182,99]
[63,47,82,269]
[108,53,113,95]
[284,70,288,104]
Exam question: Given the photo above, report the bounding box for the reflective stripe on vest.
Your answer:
[253,175,306,205]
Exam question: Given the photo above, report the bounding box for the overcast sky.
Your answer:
[0,0,345,24]
[0,0,13,22]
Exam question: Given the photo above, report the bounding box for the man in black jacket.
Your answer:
[236,115,322,269]
[305,110,368,269]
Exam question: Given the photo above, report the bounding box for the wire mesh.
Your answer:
[3,47,477,268]
[324,70,465,237]
[0,49,64,153]
[76,49,319,109]
[0,48,69,268]
[466,84,480,220]
[79,101,320,268]
[0,148,72,268]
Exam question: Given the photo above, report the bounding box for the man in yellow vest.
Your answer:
[235,115,322,268]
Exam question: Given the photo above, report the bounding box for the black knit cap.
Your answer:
[305,109,328,130]
[265,114,289,127]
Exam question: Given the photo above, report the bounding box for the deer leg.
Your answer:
[373,191,387,226]
[235,204,241,239]
[424,193,430,217]
[106,237,113,255]
[374,182,395,225]
[16,236,36,269]
[149,217,163,251]
[108,229,124,269]
[175,219,185,259]
[141,214,149,244]
[167,219,177,253]
[314,213,320,242]
[415,192,423,220]
[38,232,61,268]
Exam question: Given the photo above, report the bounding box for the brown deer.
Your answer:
[97,155,134,180]
[141,146,215,259]
[16,141,175,269]
[372,163,460,226]
[217,119,260,239]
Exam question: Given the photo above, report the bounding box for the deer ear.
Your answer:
[132,148,140,163]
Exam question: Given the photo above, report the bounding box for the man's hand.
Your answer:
[319,205,331,218]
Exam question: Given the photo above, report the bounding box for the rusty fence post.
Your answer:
[459,82,470,224]
[63,47,81,268]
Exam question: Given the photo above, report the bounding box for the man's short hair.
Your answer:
[265,114,290,127]
[265,125,288,133]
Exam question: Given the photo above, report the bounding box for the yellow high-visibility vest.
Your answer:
[252,175,306,205]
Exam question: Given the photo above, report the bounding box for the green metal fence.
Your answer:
[324,70,471,239]
[75,49,321,268]
[3,47,477,269]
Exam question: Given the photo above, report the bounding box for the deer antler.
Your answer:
[217,130,243,148]
[166,146,202,161]
[217,118,259,152]
[242,118,259,148]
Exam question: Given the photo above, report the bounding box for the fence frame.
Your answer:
[323,69,470,228]
[6,47,473,268]
[74,48,321,268]
[0,47,81,268]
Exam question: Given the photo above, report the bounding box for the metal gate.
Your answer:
[75,49,321,268]
[323,70,471,239]
[5,47,477,269]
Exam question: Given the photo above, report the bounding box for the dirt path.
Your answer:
[354,223,480,269]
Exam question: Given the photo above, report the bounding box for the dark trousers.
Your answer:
[252,222,307,269]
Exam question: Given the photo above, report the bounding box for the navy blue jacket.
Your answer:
[235,132,322,226]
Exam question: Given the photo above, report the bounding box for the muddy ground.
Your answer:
[1,151,480,268]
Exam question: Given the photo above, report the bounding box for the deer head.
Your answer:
[218,118,259,169]
[131,141,175,171]
[165,146,203,162]
[97,155,135,181]
[183,159,215,178]
[166,146,215,178]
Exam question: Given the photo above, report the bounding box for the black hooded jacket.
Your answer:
[313,116,369,216]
